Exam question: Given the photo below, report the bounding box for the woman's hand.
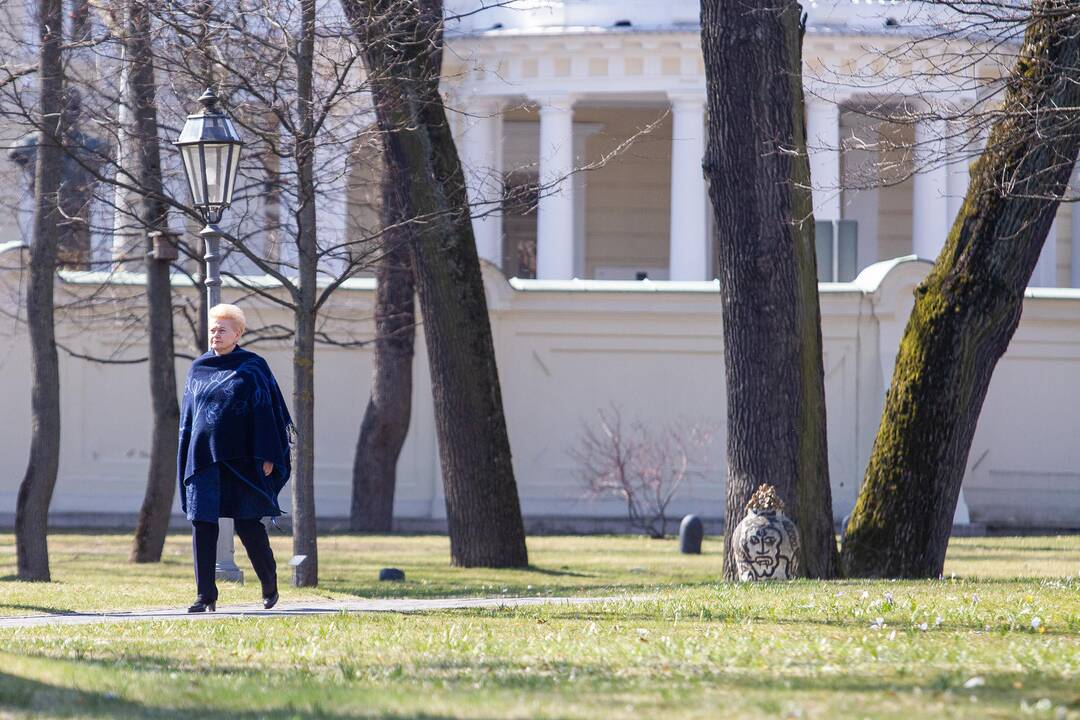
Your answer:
[262,461,274,476]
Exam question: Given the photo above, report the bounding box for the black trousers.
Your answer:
[192,519,278,602]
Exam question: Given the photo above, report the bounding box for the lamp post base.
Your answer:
[215,517,244,584]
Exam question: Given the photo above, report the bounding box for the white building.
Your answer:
[1,1,1079,530]
[440,0,1078,287]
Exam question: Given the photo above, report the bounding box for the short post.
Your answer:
[679,514,704,554]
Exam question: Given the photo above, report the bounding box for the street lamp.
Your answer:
[175,87,245,584]
[174,87,244,310]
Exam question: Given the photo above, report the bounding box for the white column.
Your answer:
[668,94,707,281]
[536,95,576,279]
[460,98,505,267]
[806,99,841,221]
[1071,165,1080,288]
[912,117,950,260]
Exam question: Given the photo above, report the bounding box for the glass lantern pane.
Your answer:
[203,143,225,205]
[180,145,204,205]
[217,144,229,205]
[224,144,241,206]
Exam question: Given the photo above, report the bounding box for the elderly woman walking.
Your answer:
[177,303,293,612]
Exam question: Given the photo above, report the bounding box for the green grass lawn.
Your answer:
[1,533,1079,719]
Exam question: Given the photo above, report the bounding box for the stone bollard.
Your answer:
[679,514,704,554]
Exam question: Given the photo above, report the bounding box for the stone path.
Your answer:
[0,596,620,629]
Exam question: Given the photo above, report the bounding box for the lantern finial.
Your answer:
[197,88,220,113]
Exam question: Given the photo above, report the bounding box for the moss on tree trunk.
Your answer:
[841,1,1080,578]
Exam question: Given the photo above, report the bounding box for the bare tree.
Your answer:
[124,0,180,563]
[571,406,716,539]
[287,0,321,586]
[841,0,1080,578]
[351,145,416,533]
[342,0,529,567]
[700,0,838,580]
[14,0,65,582]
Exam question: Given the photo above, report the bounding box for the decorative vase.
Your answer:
[732,484,800,581]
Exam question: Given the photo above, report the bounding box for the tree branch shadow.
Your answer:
[0,667,516,719]
[0,603,80,615]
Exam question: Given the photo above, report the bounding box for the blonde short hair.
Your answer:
[208,303,246,334]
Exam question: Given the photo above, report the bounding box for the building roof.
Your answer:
[445,0,1020,42]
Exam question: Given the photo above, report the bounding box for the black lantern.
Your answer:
[172,87,245,348]
[174,88,243,225]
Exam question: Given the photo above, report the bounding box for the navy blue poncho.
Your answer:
[177,347,293,520]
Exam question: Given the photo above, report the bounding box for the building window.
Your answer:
[816,219,859,282]
[502,171,538,279]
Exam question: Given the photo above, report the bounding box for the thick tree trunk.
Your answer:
[351,159,415,533]
[700,0,837,580]
[291,0,319,587]
[841,3,1080,579]
[343,0,528,567]
[129,1,180,564]
[15,0,65,582]
[785,13,837,580]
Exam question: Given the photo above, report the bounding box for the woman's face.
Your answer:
[209,317,242,355]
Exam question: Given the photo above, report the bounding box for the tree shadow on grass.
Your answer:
[321,584,668,602]
[321,575,719,601]
[3,655,1076,719]
[425,605,1080,637]
[525,565,594,578]
[0,669,513,720]
[952,541,1080,553]
[0,603,80,615]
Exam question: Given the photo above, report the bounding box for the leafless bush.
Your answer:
[570,405,717,539]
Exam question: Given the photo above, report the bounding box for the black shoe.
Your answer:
[263,590,279,610]
[187,598,217,613]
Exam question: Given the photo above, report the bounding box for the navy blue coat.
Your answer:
[177,347,293,521]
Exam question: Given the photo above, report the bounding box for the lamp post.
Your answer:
[175,88,245,584]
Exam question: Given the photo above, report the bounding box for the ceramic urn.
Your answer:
[733,484,801,581]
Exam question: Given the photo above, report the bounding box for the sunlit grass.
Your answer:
[1,533,1078,718]
[1,532,1077,618]
[0,532,736,616]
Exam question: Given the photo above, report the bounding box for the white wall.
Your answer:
[1,245,1078,528]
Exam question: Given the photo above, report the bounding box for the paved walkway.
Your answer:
[0,596,620,629]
